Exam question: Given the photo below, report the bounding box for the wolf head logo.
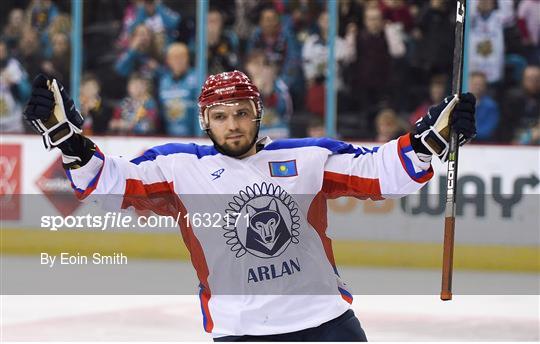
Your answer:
[245,198,291,256]
[223,182,300,259]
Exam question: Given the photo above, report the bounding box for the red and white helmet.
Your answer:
[198,70,264,130]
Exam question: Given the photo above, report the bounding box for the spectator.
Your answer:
[2,8,25,52]
[468,0,514,85]
[80,74,112,135]
[375,108,408,142]
[115,24,161,79]
[516,0,540,64]
[282,0,322,44]
[500,65,540,143]
[346,6,391,123]
[338,0,363,38]
[44,13,71,58]
[409,74,447,125]
[127,0,180,52]
[41,32,70,84]
[157,42,197,137]
[109,73,158,135]
[246,6,304,110]
[207,8,240,75]
[379,0,414,32]
[117,1,140,51]
[302,10,356,115]
[208,0,236,27]
[245,50,293,139]
[26,0,59,49]
[17,27,44,79]
[303,10,356,91]
[469,71,500,142]
[233,0,261,47]
[0,39,31,133]
[413,0,453,77]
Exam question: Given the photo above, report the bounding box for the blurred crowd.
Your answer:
[1,0,539,144]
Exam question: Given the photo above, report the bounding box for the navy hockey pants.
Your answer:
[213,309,368,342]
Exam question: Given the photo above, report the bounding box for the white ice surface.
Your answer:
[1,260,538,342]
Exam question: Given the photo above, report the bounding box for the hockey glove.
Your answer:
[410,93,476,162]
[24,74,84,150]
[24,74,95,168]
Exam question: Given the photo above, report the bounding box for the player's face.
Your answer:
[207,99,258,158]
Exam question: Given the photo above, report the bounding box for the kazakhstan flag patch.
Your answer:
[269,160,298,177]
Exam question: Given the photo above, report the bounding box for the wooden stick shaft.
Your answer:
[441,217,455,300]
[441,0,467,301]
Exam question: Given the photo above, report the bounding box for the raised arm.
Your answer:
[322,94,477,199]
[322,134,433,200]
[23,74,176,212]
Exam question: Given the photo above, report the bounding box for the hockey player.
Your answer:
[24,71,476,341]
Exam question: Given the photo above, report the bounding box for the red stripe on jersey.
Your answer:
[124,179,172,195]
[398,131,413,147]
[308,192,354,303]
[341,292,353,304]
[322,171,383,200]
[122,179,178,214]
[307,192,337,269]
[176,199,214,333]
[122,179,214,333]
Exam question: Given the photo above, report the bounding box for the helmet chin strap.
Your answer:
[207,121,261,158]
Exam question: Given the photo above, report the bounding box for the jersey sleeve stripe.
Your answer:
[322,171,383,200]
[65,169,84,194]
[65,147,105,200]
[397,134,434,184]
[93,148,104,161]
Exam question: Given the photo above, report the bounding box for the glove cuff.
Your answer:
[58,134,96,169]
[409,132,431,155]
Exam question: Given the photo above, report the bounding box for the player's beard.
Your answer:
[207,128,259,158]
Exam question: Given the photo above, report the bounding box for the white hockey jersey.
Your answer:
[66,134,433,337]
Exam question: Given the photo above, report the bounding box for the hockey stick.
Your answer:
[441,0,467,301]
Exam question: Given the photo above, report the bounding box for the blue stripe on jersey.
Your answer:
[264,137,378,157]
[198,285,208,331]
[338,286,353,302]
[131,143,219,165]
[399,144,430,181]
